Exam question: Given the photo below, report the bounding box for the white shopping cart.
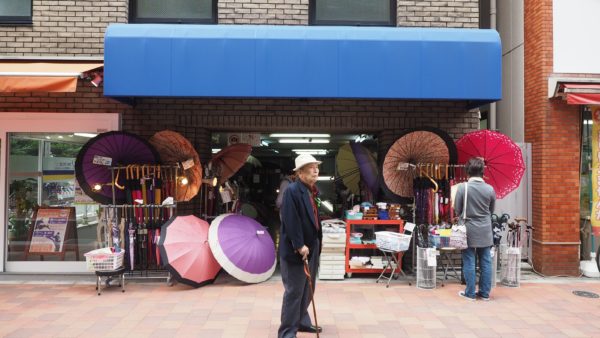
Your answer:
[85,248,126,295]
[374,230,413,287]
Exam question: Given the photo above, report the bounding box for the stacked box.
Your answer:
[319,220,346,280]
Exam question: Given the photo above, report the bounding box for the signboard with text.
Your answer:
[591,107,600,235]
[28,208,74,254]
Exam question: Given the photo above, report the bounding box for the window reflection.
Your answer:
[7,133,99,262]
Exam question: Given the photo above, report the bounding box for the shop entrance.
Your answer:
[208,132,379,240]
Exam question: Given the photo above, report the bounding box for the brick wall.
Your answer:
[218,0,309,25]
[524,0,580,276]
[0,80,478,215]
[0,0,127,57]
[397,0,479,28]
[0,0,480,56]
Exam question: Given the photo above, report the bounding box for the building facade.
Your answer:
[0,1,497,274]
[494,0,600,276]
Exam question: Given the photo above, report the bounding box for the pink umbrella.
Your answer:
[158,215,221,288]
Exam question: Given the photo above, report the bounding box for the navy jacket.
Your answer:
[279,181,322,264]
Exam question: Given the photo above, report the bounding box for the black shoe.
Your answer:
[298,325,322,333]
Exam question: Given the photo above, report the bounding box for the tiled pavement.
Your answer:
[1,273,600,338]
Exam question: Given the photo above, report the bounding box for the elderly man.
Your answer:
[278,154,323,338]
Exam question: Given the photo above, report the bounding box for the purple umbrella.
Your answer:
[75,131,160,204]
[349,142,379,196]
[208,214,276,283]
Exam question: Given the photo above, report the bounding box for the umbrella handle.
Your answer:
[114,168,125,190]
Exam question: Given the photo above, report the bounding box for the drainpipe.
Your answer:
[489,0,497,130]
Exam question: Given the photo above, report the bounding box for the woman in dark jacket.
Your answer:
[454,157,496,301]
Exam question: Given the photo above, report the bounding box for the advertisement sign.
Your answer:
[591,107,600,235]
[227,133,261,146]
[29,208,71,253]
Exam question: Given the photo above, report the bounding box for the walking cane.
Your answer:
[303,259,320,338]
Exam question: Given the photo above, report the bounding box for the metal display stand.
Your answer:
[101,164,179,286]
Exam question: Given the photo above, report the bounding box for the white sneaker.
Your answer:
[458,291,475,301]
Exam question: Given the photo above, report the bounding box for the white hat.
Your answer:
[293,153,322,171]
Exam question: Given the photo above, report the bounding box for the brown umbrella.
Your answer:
[149,130,202,202]
[382,128,456,198]
[210,144,252,185]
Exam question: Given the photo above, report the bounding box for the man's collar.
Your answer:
[468,177,484,182]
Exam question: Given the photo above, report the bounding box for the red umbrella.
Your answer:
[158,215,221,288]
[210,144,252,185]
[456,130,525,199]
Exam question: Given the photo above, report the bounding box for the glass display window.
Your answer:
[1,113,119,273]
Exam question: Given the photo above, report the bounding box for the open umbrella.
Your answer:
[208,214,276,283]
[456,130,525,199]
[149,130,202,202]
[75,131,160,204]
[210,144,252,185]
[382,127,456,198]
[158,215,221,288]
[335,143,379,195]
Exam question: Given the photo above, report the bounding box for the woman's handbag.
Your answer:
[449,182,468,250]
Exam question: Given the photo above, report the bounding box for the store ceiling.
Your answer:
[211,133,377,158]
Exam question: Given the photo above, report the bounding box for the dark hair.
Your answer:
[465,157,485,178]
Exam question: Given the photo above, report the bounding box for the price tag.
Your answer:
[396,162,410,171]
[93,155,112,166]
[182,158,195,170]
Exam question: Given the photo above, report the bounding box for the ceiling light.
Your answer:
[279,139,329,144]
[293,149,328,155]
[57,135,63,139]
[270,133,330,138]
[74,133,97,138]
[280,139,309,143]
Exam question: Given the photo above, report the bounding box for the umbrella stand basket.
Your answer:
[499,244,521,287]
[96,164,180,286]
[416,247,437,289]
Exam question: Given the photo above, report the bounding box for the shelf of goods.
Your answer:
[318,219,347,280]
[345,219,404,277]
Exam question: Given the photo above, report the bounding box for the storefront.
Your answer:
[0,113,119,273]
[1,24,501,275]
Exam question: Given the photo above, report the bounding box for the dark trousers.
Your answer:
[278,239,320,338]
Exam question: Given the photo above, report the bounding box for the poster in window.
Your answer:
[29,208,71,253]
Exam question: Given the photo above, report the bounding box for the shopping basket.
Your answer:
[375,231,411,252]
[84,248,125,272]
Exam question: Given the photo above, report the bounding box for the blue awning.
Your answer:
[104,24,501,103]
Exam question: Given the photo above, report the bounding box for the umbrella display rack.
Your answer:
[408,162,468,273]
[100,164,180,285]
